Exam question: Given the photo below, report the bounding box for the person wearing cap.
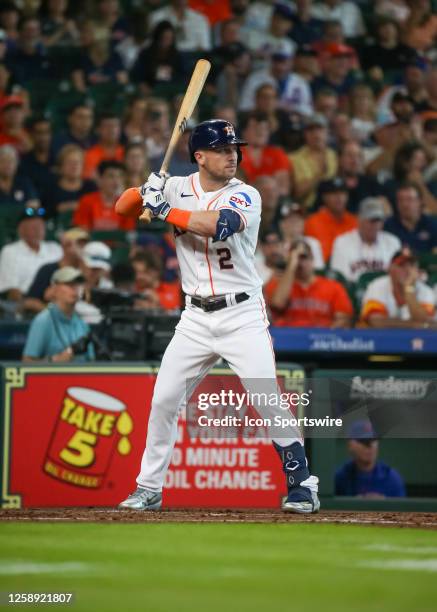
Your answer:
[239,111,291,196]
[304,177,357,262]
[290,113,337,210]
[330,197,401,283]
[277,201,325,269]
[239,44,313,116]
[245,4,296,70]
[148,0,211,52]
[0,94,32,154]
[311,42,357,105]
[131,251,181,311]
[19,116,55,199]
[0,208,62,301]
[312,0,366,39]
[74,160,134,231]
[265,238,353,327]
[22,266,95,363]
[0,144,39,208]
[361,246,436,328]
[293,44,320,84]
[335,420,406,497]
[290,0,324,47]
[76,241,113,324]
[24,227,90,314]
[384,182,437,253]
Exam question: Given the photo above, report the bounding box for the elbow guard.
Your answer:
[213,208,242,243]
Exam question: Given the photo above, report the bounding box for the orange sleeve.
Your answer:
[332,280,354,316]
[421,303,435,317]
[263,276,279,304]
[361,300,388,322]
[272,148,291,172]
[73,194,92,229]
[157,282,182,310]
[83,148,99,179]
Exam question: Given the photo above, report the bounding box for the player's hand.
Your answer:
[288,242,306,271]
[141,172,169,194]
[141,186,171,221]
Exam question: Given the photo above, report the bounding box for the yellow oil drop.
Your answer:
[116,411,133,436]
[118,436,131,455]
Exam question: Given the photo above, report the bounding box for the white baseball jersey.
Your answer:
[361,275,436,321]
[330,229,401,283]
[163,172,263,297]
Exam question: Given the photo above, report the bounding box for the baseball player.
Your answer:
[119,119,319,513]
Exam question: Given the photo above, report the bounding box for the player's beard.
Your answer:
[204,161,237,184]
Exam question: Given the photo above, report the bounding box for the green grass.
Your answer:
[1,523,437,611]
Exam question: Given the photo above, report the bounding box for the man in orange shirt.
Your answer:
[83,112,124,179]
[131,251,181,311]
[74,160,134,231]
[304,177,357,262]
[264,240,353,328]
[239,110,290,195]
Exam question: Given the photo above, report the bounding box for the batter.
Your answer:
[119,119,319,513]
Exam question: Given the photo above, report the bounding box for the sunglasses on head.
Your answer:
[24,207,46,218]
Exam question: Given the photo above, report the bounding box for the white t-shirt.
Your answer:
[312,1,366,37]
[330,229,401,282]
[149,7,211,51]
[0,240,62,293]
[245,31,296,69]
[239,69,313,116]
[164,172,262,297]
[361,275,435,320]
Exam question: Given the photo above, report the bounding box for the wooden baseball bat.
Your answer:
[139,59,211,223]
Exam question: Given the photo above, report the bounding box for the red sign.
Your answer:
[2,365,303,508]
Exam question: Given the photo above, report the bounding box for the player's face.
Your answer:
[196,145,239,180]
[348,439,378,469]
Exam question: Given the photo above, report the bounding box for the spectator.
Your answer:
[77,240,113,324]
[349,84,377,145]
[42,144,96,218]
[252,83,293,147]
[305,177,357,262]
[22,266,95,363]
[212,104,237,126]
[111,260,135,291]
[265,239,353,327]
[0,62,12,108]
[5,16,51,84]
[72,27,128,93]
[377,60,428,124]
[52,103,95,156]
[313,87,339,124]
[330,197,401,283]
[151,122,193,176]
[330,111,354,149]
[131,251,181,310]
[384,142,437,214]
[144,98,171,164]
[0,2,19,42]
[24,226,89,314]
[335,420,406,498]
[83,112,124,180]
[212,18,242,66]
[290,0,324,46]
[149,0,211,52]
[375,0,410,24]
[417,67,437,113]
[422,117,437,188]
[239,49,313,116]
[293,44,320,84]
[384,183,437,253]
[312,19,346,58]
[403,0,437,54]
[0,144,39,208]
[311,42,357,108]
[0,208,62,301]
[254,175,281,235]
[239,111,291,195]
[19,116,55,198]
[245,3,296,69]
[0,95,32,154]
[191,0,231,25]
[74,160,134,231]
[130,20,183,93]
[290,113,337,210]
[334,140,388,213]
[255,228,286,284]
[277,201,325,270]
[124,143,149,189]
[96,0,131,47]
[312,0,366,39]
[122,96,147,143]
[215,43,252,109]
[134,232,179,284]
[41,0,80,48]
[359,16,416,78]
[361,247,435,328]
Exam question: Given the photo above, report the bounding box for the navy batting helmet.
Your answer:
[188,119,247,164]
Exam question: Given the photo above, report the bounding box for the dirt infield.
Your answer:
[1,508,437,528]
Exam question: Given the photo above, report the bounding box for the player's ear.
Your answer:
[194,150,204,166]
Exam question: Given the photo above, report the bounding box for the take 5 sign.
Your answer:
[0,365,303,509]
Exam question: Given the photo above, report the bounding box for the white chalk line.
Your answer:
[0,561,92,575]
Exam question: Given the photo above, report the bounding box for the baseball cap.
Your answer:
[358,197,385,221]
[273,3,294,21]
[325,43,354,58]
[51,266,84,285]
[347,419,377,445]
[271,40,294,61]
[319,177,348,195]
[391,247,417,266]
[83,241,111,271]
[279,201,305,219]
[0,95,24,112]
[63,227,89,242]
[304,113,328,129]
[260,228,282,244]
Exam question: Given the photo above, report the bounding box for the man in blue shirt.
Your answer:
[22,266,95,363]
[335,420,406,497]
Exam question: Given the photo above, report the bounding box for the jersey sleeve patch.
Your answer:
[228,191,252,210]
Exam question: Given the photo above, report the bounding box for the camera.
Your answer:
[70,333,92,356]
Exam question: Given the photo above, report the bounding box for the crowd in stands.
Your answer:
[0,0,437,357]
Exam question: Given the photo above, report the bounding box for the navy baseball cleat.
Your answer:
[119,486,162,510]
[273,441,320,514]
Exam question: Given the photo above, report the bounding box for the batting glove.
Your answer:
[141,186,171,221]
[141,171,169,195]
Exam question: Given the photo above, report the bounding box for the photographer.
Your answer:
[22,267,95,363]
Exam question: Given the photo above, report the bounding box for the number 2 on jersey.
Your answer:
[217,248,233,270]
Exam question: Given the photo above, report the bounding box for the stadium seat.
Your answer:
[353,271,386,309]
[418,252,437,275]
